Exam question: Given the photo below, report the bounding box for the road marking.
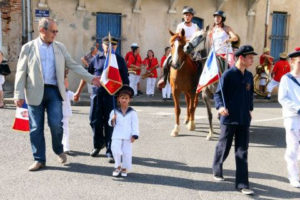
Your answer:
[252,117,283,123]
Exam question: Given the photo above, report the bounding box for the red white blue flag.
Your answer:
[197,48,220,93]
[12,102,30,132]
[100,42,123,95]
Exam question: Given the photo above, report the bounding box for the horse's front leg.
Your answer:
[202,91,213,140]
[171,90,181,137]
[184,95,189,124]
[187,92,196,131]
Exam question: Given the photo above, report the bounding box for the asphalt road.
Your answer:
[0,102,299,200]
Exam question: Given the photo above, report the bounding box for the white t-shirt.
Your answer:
[176,22,199,41]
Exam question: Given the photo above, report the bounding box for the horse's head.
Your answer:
[169,29,186,70]
[184,25,210,56]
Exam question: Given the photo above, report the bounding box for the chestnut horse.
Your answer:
[169,29,199,137]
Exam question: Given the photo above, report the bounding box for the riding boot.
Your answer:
[157,55,172,89]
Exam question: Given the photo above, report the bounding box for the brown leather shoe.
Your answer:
[28,161,45,171]
[58,153,67,164]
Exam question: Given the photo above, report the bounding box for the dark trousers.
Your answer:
[89,92,115,153]
[212,124,250,189]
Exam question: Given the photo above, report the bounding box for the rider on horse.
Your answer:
[158,6,200,89]
[208,10,238,70]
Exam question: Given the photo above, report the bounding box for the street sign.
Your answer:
[35,9,49,18]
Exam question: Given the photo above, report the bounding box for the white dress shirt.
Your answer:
[38,37,57,85]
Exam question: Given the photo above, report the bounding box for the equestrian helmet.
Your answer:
[182,7,195,15]
[213,10,226,22]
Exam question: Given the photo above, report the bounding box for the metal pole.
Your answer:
[27,0,32,41]
[264,0,270,48]
[22,0,27,44]
[0,12,2,50]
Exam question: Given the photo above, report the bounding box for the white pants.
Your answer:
[267,79,279,94]
[146,77,156,95]
[111,139,132,170]
[62,117,70,152]
[129,74,140,96]
[0,75,4,91]
[162,80,171,98]
[284,117,300,182]
[259,72,268,86]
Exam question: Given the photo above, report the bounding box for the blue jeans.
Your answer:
[28,86,63,163]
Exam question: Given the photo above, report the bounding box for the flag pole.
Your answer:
[108,32,116,113]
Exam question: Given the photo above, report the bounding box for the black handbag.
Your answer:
[0,61,11,76]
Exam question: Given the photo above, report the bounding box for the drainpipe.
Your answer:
[27,0,32,41]
[264,0,270,48]
[22,0,27,44]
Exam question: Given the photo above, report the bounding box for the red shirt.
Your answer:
[259,54,273,70]
[125,51,133,62]
[160,55,167,68]
[272,60,291,82]
[127,53,142,75]
[143,57,159,78]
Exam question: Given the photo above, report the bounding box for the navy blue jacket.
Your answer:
[88,51,129,95]
[214,66,254,126]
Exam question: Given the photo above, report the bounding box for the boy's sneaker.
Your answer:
[121,169,127,177]
[240,188,254,195]
[264,96,271,100]
[112,168,121,177]
[213,175,225,181]
[290,180,300,188]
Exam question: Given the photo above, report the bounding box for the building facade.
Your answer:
[2,0,300,92]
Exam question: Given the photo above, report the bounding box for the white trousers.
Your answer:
[284,118,300,182]
[0,75,4,91]
[146,77,156,95]
[111,139,132,170]
[267,79,279,94]
[62,117,70,152]
[129,74,140,96]
[162,81,171,98]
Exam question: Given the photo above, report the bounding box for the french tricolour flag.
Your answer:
[197,47,220,93]
[100,42,123,95]
[12,102,30,132]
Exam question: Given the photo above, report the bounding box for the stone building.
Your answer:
[2,0,300,93]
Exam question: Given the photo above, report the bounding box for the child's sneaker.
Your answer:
[121,169,127,177]
[112,168,121,177]
[290,180,300,188]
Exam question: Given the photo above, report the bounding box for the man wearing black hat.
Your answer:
[212,45,257,195]
[75,35,129,160]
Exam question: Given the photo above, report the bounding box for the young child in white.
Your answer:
[62,73,75,154]
[108,85,139,177]
[278,47,300,188]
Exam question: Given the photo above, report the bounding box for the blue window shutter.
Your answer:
[96,13,122,55]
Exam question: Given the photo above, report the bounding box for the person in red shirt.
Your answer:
[143,50,159,96]
[160,47,171,100]
[127,45,142,96]
[125,43,138,62]
[265,52,291,99]
[258,47,274,92]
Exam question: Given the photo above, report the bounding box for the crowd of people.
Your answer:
[10,4,300,197]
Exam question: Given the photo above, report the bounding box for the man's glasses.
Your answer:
[48,30,59,34]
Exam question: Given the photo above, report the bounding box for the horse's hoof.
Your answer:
[170,130,179,137]
[184,119,189,124]
[206,135,212,140]
[187,121,195,131]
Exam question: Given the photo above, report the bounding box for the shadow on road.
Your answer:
[45,156,298,199]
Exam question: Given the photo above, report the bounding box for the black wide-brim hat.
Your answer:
[102,35,120,45]
[288,47,300,58]
[116,85,134,98]
[234,45,257,57]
